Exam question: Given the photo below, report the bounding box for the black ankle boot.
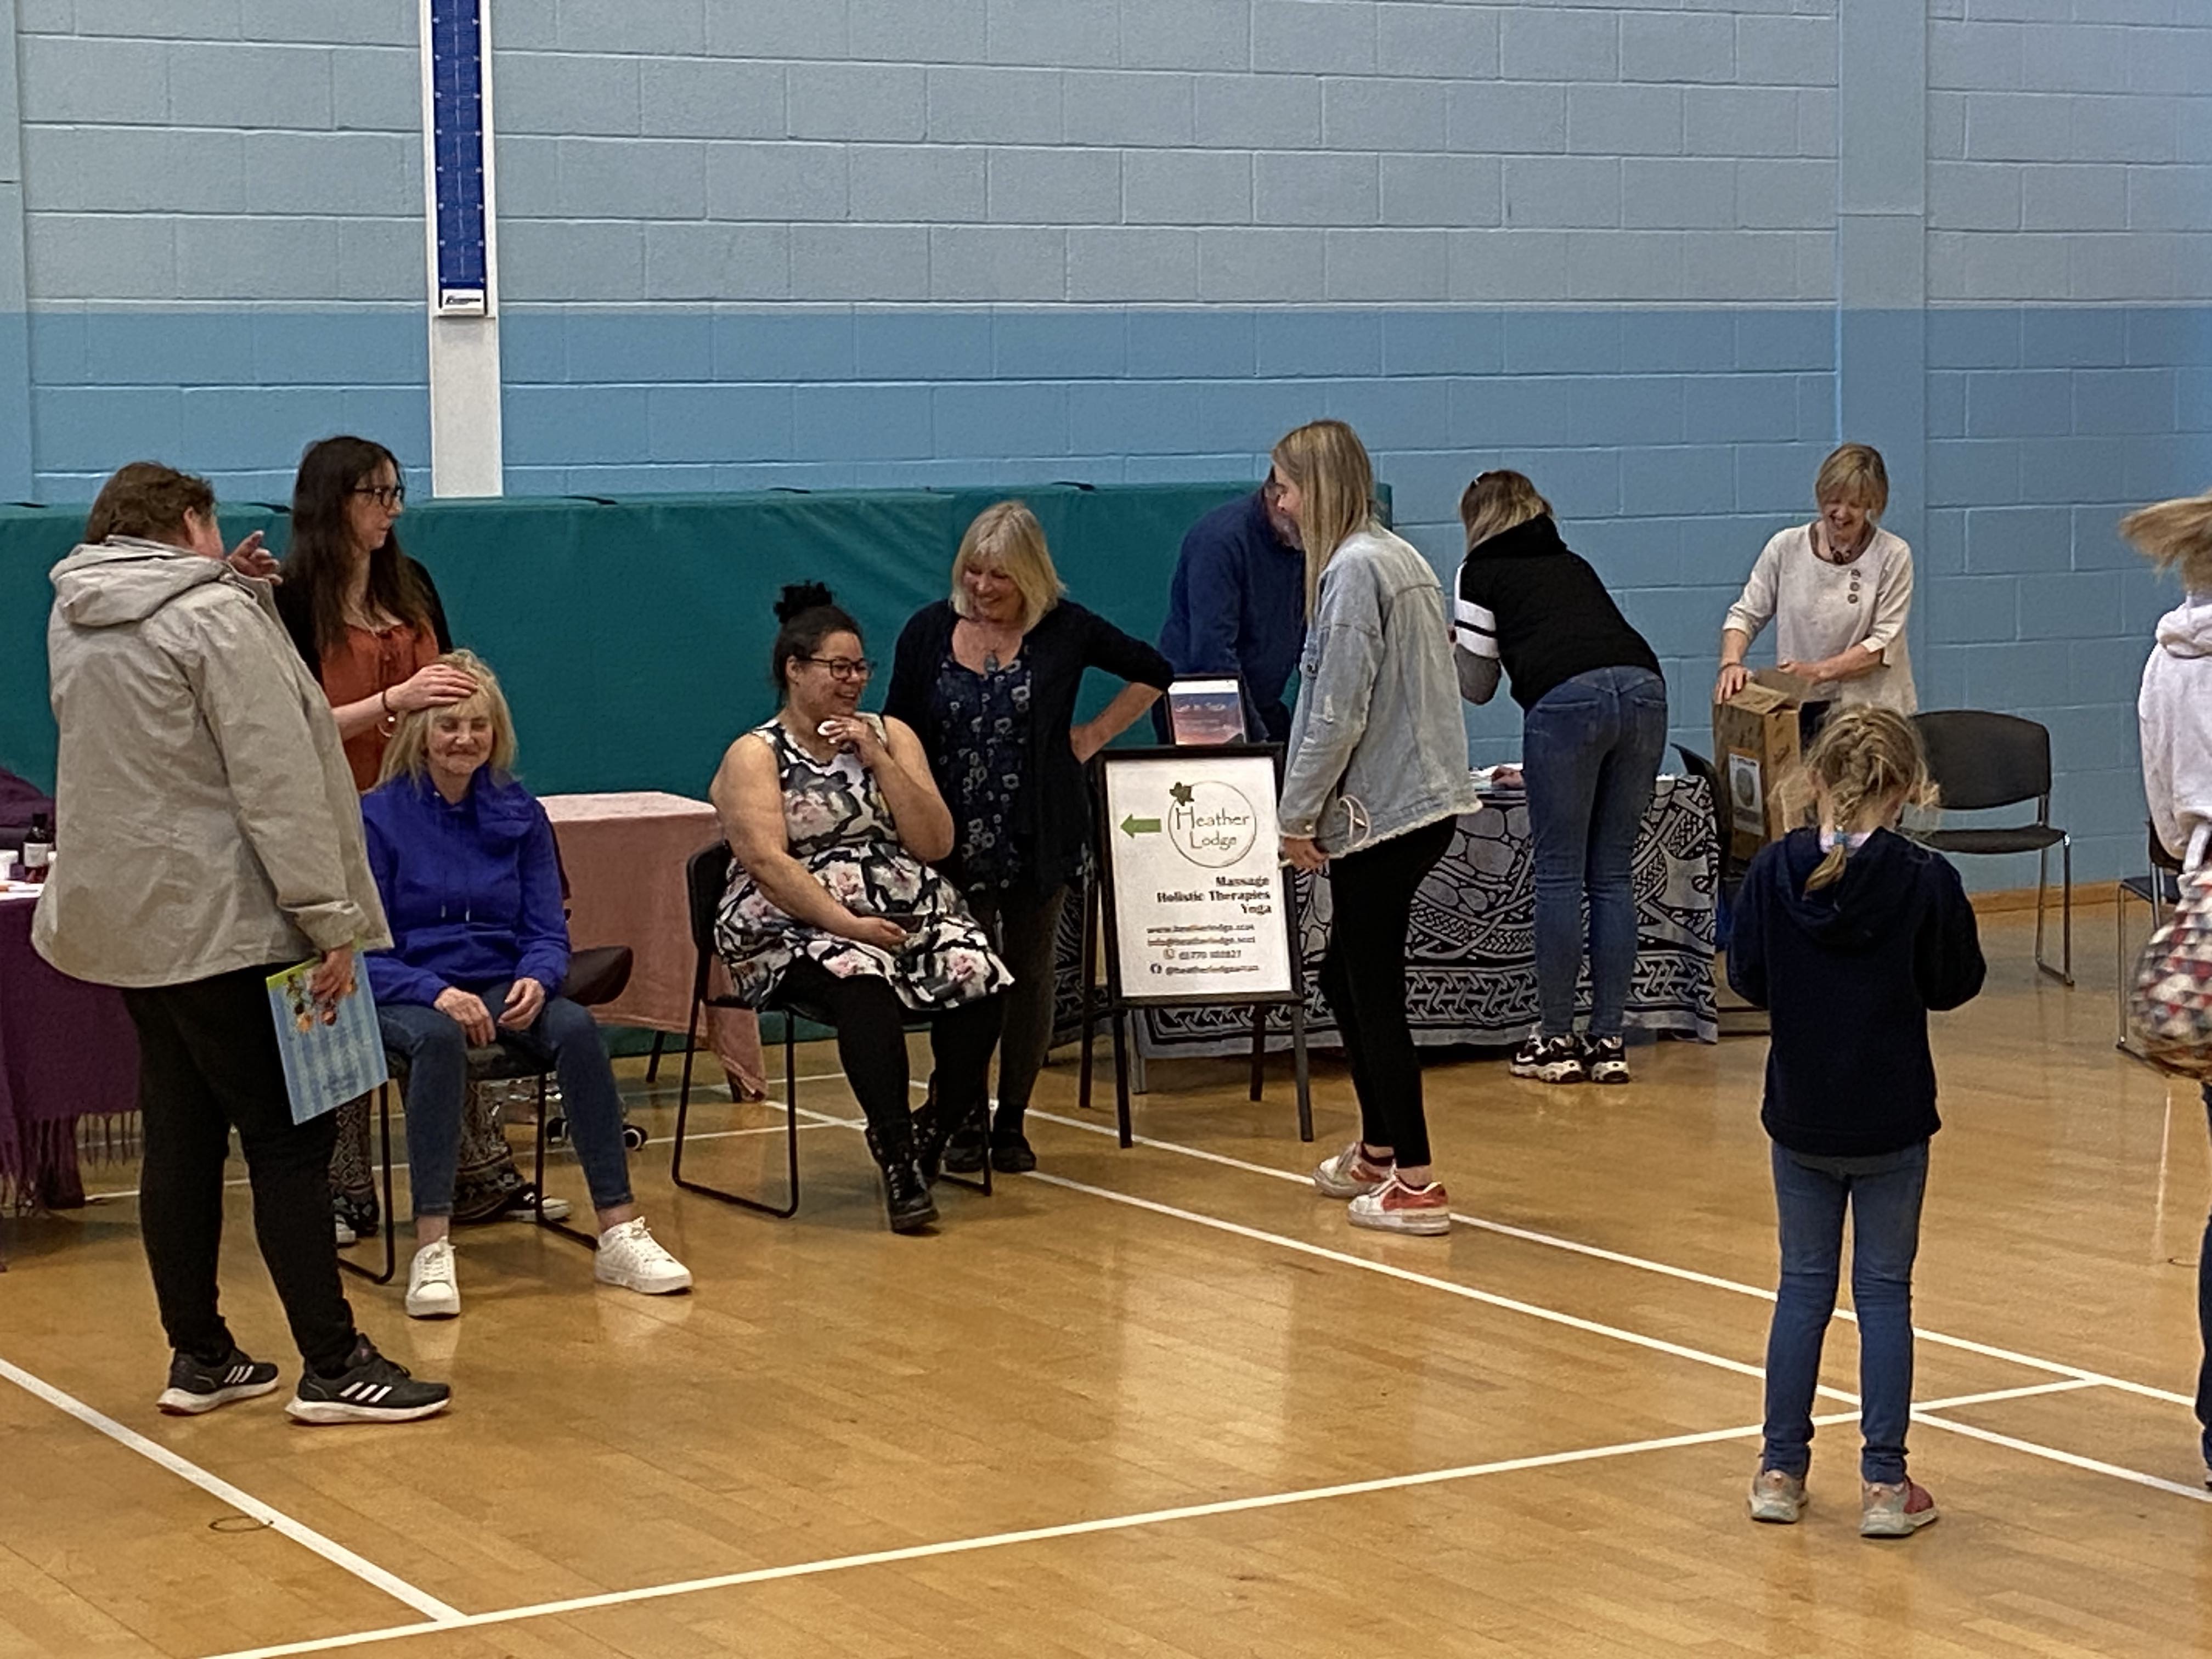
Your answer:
[883,1156,938,1234]
[989,1128,1036,1173]
[939,1108,989,1174]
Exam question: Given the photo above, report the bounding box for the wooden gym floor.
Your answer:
[3,907,2210,1658]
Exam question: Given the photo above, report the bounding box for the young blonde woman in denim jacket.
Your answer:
[1275,421,1481,1237]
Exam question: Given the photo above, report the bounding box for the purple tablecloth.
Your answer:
[0,892,139,1209]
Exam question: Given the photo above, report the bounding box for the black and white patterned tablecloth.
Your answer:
[1054,774,1719,1059]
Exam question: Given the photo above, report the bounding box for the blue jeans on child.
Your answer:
[1520,665,1669,1040]
[1761,1138,1929,1486]
[380,985,634,1220]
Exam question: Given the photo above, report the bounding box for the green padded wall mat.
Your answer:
[1,482,1321,798]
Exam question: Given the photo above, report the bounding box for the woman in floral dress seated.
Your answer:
[709,583,1012,1234]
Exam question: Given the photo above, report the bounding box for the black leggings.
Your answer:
[781,960,1003,1164]
[966,883,1067,1136]
[1316,816,1455,1170]
[122,966,360,1374]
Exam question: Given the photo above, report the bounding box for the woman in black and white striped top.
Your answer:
[1452,470,1667,1087]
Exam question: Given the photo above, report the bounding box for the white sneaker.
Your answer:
[404,1239,460,1319]
[334,1217,357,1247]
[1311,1141,1392,1199]
[594,1218,693,1295]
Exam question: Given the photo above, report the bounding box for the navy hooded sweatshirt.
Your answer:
[359,770,571,1008]
[1726,827,1985,1159]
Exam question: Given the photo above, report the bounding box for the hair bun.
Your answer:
[774,581,836,625]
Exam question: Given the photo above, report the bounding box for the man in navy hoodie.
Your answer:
[1153,486,1306,744]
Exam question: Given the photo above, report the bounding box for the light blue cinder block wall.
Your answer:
[7,1,2212,887]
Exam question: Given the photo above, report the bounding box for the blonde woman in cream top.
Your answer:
[1714,442,1917,716]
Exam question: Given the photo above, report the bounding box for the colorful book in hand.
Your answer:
[1165,678,1246,746]
[266,956,388,1125]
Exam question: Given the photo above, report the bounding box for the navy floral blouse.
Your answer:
[930,652,1032,893]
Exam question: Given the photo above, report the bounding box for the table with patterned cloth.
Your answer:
[542,792,768,1100]
[0,889,139,1210]
[1053,773,1719,1063]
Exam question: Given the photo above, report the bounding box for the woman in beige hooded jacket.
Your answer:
[37,461,448,1425]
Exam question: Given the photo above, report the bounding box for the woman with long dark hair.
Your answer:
[274,436,499,1246]
[275,435,475,793]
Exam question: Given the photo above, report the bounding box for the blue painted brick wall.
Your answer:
[8,2,2212,889]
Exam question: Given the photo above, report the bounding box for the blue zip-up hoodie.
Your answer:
[360,770,569,1007]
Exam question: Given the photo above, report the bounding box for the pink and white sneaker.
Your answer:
[1859,1479,1938,1538]
[1311,1141,1392,1199]
[1347,1173,1452,1235]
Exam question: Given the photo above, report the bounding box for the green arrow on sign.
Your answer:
[1120,814,1161,838]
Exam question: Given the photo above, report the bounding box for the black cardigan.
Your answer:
[884,598,1173,894]
[273,555,453,685]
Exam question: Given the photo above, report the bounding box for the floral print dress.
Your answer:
[714,716,1012,1012]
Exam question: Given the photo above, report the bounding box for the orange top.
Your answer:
[319,620,439,792]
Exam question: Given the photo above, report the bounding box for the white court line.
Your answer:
[0,1353,463,1625]
[195,1379,2095,1659]
[1911,1410,2212,1504]
[1023,1169,2212,1512]
[1026,1107,2198,1409]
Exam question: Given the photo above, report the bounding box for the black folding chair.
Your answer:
[1910,710,2072,985]
[340,943,634,1285]
[669,843,992,1220]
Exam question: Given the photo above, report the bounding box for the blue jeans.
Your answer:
[380,985,634,1220]
[1521,666,1669,1039]
[1761,1139,1929,1485]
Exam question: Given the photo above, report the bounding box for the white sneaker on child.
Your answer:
[404,1239,460,1319]
[594,1219,693,1295]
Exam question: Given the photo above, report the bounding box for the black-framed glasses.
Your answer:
[352,483,407,509]
[804,656,874,681]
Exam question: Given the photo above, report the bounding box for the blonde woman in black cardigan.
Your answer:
[884,501,1172,1173]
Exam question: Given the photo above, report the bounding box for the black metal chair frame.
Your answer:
[2116,825,2186,1066]
[670,842,990,1219]
[1910,710,2073,986]
[339,944,632,1285]
[1671,743,1768,1038]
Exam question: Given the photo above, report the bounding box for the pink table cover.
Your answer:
[543,792,766,1100]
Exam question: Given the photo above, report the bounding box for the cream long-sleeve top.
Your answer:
[1722,523,1917,713]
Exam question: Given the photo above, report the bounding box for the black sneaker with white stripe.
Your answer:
[156,1347,280,1415]
[285,1335,451,1425]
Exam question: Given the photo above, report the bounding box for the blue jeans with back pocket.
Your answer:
[1520,666,1671,1039]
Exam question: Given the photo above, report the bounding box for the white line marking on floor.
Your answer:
[1026,1166,2212,1511]
[0,1353,463,1624]
[197,1384,2091,1659]
[1914,1410,2212,1504]
[1026,1107,2197,1408]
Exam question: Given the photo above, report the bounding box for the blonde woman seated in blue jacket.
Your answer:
[362,651,691,1318]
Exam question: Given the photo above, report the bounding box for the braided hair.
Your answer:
[1790,707,1936,891]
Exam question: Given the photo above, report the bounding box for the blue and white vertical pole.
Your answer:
[418,0,503,496]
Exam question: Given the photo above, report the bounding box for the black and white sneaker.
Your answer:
[1509,1034,1586,1084]
[285,1336,451,1425]
[1583,1035,1632,1085]
[156,1348,280,1415]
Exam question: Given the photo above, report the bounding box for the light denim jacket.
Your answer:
[1279,525,1480,854]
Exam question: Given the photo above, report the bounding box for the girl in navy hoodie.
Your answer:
[364,652,692,1318]
[1726,707,1984,1538]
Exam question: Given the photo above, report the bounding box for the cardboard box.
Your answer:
[1712,669,1808,864]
